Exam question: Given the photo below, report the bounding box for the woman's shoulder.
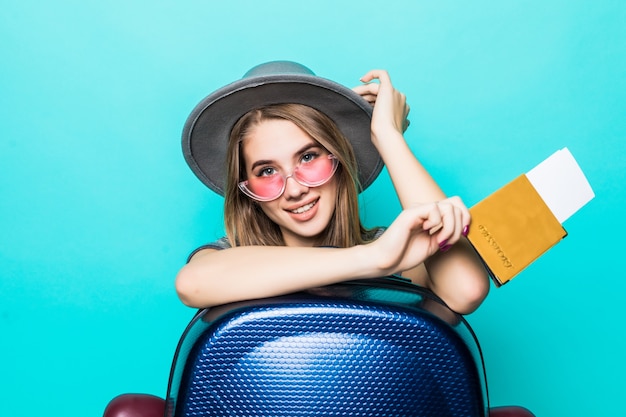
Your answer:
[186,236,232,262]
[364,226,386,241]
[372,226,386,237]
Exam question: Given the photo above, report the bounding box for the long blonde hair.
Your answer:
[224,103,375,247]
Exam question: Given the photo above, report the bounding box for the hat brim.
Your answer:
[182,73,383,195]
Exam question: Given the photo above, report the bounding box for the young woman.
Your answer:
[176,62,490,314]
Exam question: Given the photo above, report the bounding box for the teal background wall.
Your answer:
[1,1,624,415]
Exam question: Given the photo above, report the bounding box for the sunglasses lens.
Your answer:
[294,156,336,186]
[240,175,284,201]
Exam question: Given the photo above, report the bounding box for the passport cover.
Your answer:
[467,174,567,286]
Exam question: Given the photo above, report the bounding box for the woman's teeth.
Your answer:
[290,200,316,214]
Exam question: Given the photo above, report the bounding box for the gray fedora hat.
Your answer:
[182,60,383,195]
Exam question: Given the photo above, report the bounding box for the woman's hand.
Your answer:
[352,69,410,137]
[366,196,470,276]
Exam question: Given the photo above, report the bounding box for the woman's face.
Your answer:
[241,119,338,247]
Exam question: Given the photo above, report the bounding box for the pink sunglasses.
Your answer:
[239,154,338,202]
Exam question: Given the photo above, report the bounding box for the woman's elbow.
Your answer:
[175,266,204,308]
[447,273,490,315]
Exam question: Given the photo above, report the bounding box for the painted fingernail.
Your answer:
[438,240,448,249]
[462,225,469,237]
[440,244,452,252]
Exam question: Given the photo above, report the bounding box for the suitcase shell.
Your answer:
[165,277,489,417]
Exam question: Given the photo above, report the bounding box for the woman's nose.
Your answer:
[282,175,309,199]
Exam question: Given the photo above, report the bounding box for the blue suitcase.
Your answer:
[164,277,489,417]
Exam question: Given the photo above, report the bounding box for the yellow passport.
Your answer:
[466,148,594,286]
[467,174,567,286]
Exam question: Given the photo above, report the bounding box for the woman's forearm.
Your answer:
[176,245,383,308]
[372,130,445,208]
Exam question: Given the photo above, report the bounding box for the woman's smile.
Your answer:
[288,198,318,215]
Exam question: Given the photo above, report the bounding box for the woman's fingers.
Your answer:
[352,83,379,105]
[360,70,410,135]
[428,197,471,251]
[360,69,393,85]
[445,196,471,236]
[406,198,470,247]
[352,82,379,95]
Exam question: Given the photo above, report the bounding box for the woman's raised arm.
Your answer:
[354,70,490,314]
